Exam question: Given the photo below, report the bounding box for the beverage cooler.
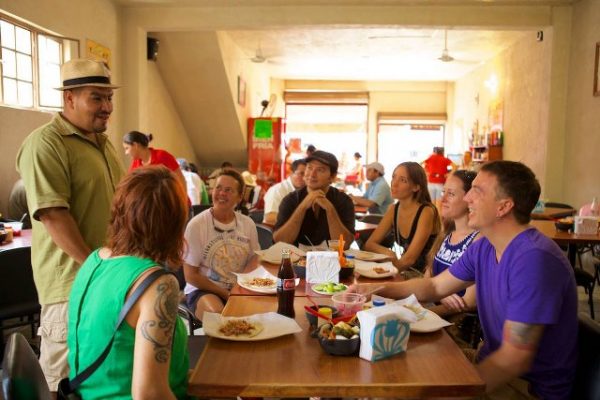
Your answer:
[247,117,285,193]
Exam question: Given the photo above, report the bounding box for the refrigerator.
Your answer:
[247,117,285,195]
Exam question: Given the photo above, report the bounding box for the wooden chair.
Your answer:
[1,332,51,400]
[571,313,600,399]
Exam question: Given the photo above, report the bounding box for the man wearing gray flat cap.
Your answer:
[16,58,124,391]
[351,162,393,215]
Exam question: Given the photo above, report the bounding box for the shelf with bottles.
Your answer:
[469,130,504,163]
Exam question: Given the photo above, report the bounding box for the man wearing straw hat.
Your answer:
[17,58,124,391]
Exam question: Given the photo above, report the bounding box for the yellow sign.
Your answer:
[86,39,111,68]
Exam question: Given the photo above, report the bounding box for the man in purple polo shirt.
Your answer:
[354,161,577,399]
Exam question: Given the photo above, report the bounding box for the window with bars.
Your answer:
[0,15,78,109]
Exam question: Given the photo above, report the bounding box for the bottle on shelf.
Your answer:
[277,248,296,318]
[590,197,599,216]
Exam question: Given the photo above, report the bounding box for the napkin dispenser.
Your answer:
[356,304,415,362]
[574,216,599,235]
[306,251,340,283]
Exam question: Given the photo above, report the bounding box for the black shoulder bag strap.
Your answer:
[64,268,171,393]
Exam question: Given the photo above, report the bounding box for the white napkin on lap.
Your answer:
[255,242,305,264]
[306,251,340,283]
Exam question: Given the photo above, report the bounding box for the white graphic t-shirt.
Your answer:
[183,209,260,294]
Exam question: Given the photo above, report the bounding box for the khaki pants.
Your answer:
[38,301,69,391]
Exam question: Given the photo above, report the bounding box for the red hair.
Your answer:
[107,165,188,266]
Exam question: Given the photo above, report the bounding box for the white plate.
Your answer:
[344,249,389,261]
[367,295,452,333]
[235,266,300,294]
[354,260,398,279]
[410,310,453,333]
[311,282,348,295]
[203,312,302,341]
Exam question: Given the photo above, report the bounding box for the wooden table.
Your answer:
[230,261,404,297]
[0,229,32,252]
[531,220,600,265]
[355,220,378,234]
[531,207,575,220]
[188,296,485,398]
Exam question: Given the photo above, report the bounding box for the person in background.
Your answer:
[67,166,190,399]
[122,131,187,194]
[263,159,307,225]
[306,144,316,157]
[422,146,457,209]
[16,58,125,391]
[350,162,393,215]
[365,162,440,273]
[426,170,479,320]
[188,162,210,206]
[208,161,234,194]
[346,151,364,189]
[183,170,260,321]
[354,161,577,399]
[273,150,355,248]
[177,158,209,206]
[8,178,30,228]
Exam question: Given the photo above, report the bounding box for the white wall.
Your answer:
[564,0,600,209]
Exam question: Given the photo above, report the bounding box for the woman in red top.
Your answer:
[422,146,456,209]
[123,131,187,194]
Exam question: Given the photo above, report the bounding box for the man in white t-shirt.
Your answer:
[263,159,307,225]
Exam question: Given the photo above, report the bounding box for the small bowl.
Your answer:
[317,324,360,356]
[293,263,306,279]
[332,292,366,317]
[338,266,355,280]
[555,221,574,232]
[305,305,339,327]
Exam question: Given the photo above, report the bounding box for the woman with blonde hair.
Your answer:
[365,161,440,273]
[67,166,191,399]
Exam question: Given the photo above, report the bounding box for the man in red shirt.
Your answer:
[422,146,456,208]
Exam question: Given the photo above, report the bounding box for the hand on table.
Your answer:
[440,294,467,312]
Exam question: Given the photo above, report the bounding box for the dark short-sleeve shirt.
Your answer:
[274,186,355,246]
[449,228,577,399]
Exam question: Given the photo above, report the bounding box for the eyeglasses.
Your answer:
[214,185,236,194]
[210,209,237,233]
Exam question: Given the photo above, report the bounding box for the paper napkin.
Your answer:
[357,303,417,362]
[255,242,305,264]
[306,251,341,283]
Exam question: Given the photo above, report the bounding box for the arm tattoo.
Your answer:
[503,321,544,351]
[140,277,179,363]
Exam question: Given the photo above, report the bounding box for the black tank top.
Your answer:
[392,203,437,272]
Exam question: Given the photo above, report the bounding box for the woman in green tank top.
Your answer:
[67,166,191,399]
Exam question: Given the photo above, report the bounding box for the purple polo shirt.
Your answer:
[450,228,577,400]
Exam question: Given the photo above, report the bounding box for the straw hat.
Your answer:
[241,171,257,186]
[56,59,120,90]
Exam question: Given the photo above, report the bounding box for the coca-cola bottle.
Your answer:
[277,248,295,318]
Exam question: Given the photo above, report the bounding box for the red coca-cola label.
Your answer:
[278,278,295,290]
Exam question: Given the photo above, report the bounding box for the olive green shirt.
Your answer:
[16,113,124,304]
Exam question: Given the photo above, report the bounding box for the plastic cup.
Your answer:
[5,222,23,236]
[332,292,366,317]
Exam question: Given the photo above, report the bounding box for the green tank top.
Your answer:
[67,250,190,399]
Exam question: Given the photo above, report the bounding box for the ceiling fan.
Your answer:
[438,30,454,62]
[251,46,267,63]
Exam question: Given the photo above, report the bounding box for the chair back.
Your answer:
[1,332,51,400]
[256,224,274,250]
[571,313,600,399]
[249,210,264,224]
[544,202,574,209]
[0,246,40,322]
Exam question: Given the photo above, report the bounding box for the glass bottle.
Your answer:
[277,248,295,318]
